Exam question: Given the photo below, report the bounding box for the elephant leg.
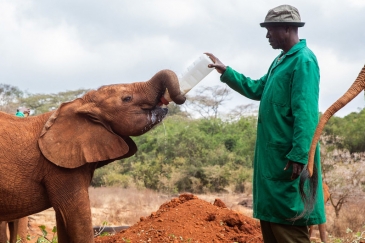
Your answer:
[1,218,28,243]
[52,189,94,243]
[44,163,95,243]
[55,212,70,243]
[17,217,28,243]
[0,222,7,243]
[8,220,17,243]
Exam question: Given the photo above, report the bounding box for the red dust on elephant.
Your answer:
[0,69,185,243]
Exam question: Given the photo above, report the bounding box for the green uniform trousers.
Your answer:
[260,220,310,243]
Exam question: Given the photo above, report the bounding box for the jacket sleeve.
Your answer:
[220,66,266,101]
[286,60,320,164]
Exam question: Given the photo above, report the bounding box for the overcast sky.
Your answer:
[0,0,364,117]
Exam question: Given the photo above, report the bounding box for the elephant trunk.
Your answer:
[147,69,186,105]
[307,65,365,177]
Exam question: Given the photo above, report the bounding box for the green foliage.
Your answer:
[92,164,131,187]
[323,109,365,153]
[0,83,23,113]
[0,84,89,115]
[94,221,112,237]
[34,225,57,243]
[92,114,257,193]
[165,103,188,117]
[328,226,365,243]
[20,89,89,115]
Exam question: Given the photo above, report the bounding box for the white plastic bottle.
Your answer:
[161,54,214,104]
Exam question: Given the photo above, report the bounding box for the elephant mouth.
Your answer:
[148,107,168,124]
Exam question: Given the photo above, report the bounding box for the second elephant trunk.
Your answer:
[307,65,365,176]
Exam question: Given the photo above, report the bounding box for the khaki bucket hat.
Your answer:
[260,5,305,27]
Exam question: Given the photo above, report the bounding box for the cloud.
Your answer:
[0,0,364,116]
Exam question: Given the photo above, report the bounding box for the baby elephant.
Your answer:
[0,69,185,243]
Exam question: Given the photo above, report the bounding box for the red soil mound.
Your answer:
[95,193,262,243]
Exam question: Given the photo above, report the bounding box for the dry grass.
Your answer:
[89,187,171,226]
[28,187,253,229]
[89,187,253,226]
[325,196,365,242]
[27,187,365,243]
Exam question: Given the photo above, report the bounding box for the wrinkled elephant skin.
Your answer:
[0,69,185,243]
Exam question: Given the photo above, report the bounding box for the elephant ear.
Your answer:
[38,98,137,169]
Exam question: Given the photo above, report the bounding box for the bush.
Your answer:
[91,114,258,194]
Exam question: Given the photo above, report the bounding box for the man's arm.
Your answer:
[286,60,320,178]
[205,52,267,101]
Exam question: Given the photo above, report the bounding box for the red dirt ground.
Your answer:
[95,193,263,243]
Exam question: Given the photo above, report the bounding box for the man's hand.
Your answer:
[284,160,304,180]
[204,52,227,74]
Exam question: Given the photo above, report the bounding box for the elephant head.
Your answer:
[38,69,186,169]
[307,65,365,177]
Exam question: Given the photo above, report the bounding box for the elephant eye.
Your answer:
[122,96,132,102]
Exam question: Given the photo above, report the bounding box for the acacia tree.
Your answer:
[228,104,258,120]
[320,137,365,221]
[20,89,90,115]
[184,85,232,119]
[0,84,23,114]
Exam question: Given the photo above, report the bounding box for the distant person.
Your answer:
[206,4,326,243]
[15,109,25,117]
[309,182,330,243]
[23,108,30,117]
[15,107,30,117]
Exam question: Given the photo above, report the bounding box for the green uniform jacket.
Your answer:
[221,40,326,225]
[15,111,24,117]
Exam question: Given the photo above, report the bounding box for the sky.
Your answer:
[0,0,364,117]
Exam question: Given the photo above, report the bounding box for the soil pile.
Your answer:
[95,193,262,243]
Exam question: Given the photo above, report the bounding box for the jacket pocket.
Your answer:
[269,75,291,107]
[263,142,293,181]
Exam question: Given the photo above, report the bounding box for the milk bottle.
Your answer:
[161,54,214,104]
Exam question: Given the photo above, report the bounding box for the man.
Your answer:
[206,5,326,243]
[15,108,25,117]
[23,108,30,117]
[15,107,31,117]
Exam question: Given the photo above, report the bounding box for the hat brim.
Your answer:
[260,22,305,27]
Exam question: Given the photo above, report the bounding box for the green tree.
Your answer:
[184,85,232,118]
[21,89,89,115]
[107,113,257,193]
[323,109,365,153]
[0,84,23,113]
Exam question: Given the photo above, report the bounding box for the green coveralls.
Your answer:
[220,40,326,226]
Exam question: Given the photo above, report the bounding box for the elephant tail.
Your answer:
[307,64,365,177]
[290,163,319,221]
[294,65,365,221]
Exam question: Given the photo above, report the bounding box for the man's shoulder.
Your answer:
[296,45,318,64]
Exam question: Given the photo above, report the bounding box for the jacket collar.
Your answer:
[272,39,306,68]
[281,39,306,57]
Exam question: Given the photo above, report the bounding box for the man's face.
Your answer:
[265,26,288,50]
